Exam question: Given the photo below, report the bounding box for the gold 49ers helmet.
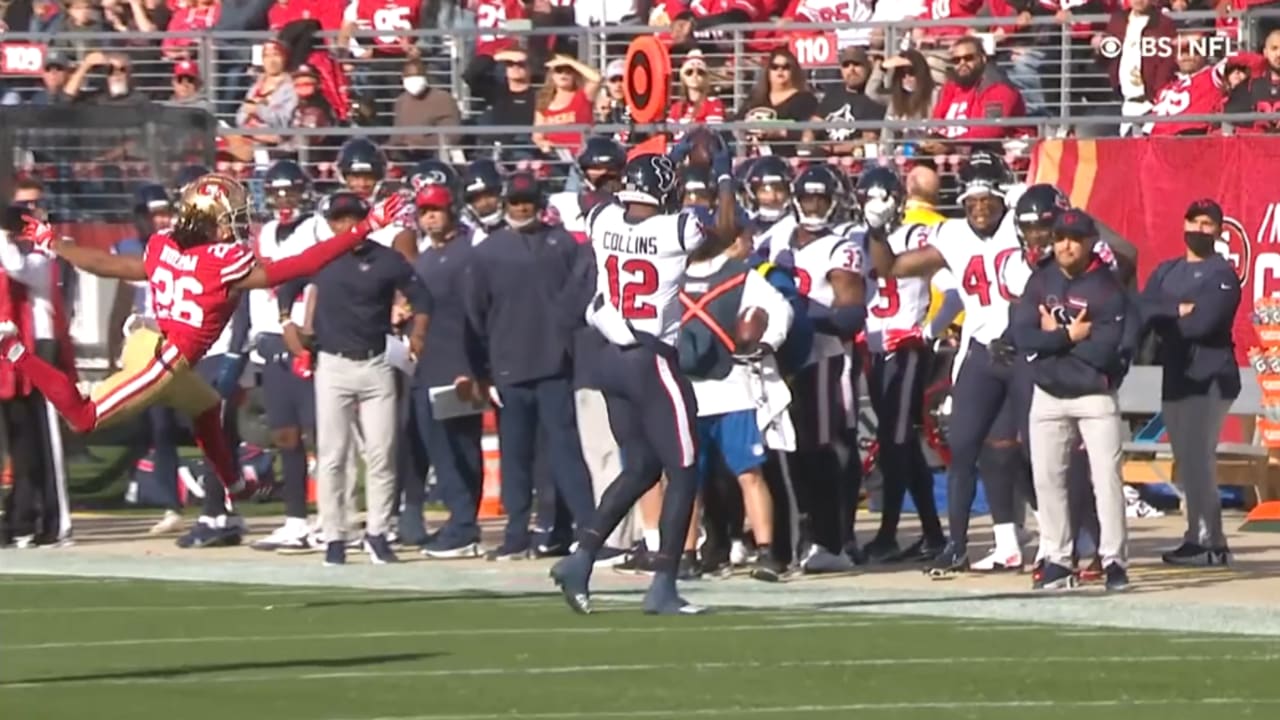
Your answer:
[172,173,251,247]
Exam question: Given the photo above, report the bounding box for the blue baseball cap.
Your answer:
[1053,208,1097,238]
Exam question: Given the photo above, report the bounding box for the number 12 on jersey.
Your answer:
[605,255,659,320]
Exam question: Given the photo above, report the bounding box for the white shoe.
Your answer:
[13,534,36,549]
[729,539,750,566]
[971,548,1024,573]
[149,510,185,535]
[800,545,854,574]
[252,521,310,551]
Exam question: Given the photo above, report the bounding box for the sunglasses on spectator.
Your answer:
[110,65,129,75]
[174,76,196,85]
[682,68,706,78]
[770,63,791,71]
[501,60,526,68]
[607,75,624,83]
[841,60,864,69]
[950,53,978,65]
[552,66,574,74]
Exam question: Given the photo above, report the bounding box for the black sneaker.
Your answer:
[924,544,969,579]
[1103,562,1130,592]
[1162,542,1231,567]
[861,536,901,564]
[748,552,787,582]
[677,551,703,580]
[363,534,399,564]
[532,541,572,559]
[175,517,243,549]
[324,540,346,567]
[613,542,656,575]
[1035,561,1078,590]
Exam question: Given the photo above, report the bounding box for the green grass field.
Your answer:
[2,575,1278,720]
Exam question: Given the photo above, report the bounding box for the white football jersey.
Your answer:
[866,222,934,353]
[926,211,1021,345]
[548,191,588,243]
[752,213,796,257]
[771,227,862,364]
[588,202,706,345]
[249,216,314,344]
[1001,239,1118,298]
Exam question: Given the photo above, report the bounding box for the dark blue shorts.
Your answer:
[256,333,315,431]
[697,409,766,479]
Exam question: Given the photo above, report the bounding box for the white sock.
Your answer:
[643,529,661,550]
[992,522,1020,557]
[284,517,309,534]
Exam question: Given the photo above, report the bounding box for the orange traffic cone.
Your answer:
[1241,501,1280,532]
[478,410,504,519]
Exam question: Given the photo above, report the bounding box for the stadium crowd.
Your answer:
[0,0,1267,611]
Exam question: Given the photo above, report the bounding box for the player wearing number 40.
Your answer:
[0,173,408,545]
[866,152,1035,579]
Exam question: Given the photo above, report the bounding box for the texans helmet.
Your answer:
[577,136,627,187]
[320,190,371,222]
[957,150,1014,201]
[461,159,505,229]
[618,154,678,209]
[791,165,841,231]
[855,166,906,230]
[746,156,793,222]
[336,138,387,182]
[263,160,313,222]
[409,158,461,194]
[1014,183,1069,259]
[679,164,715,208]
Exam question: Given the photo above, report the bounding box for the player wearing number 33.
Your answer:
[768,164,868,574]
[866,151,1035,579]
[549,153,739,616]
[0,173,406,521]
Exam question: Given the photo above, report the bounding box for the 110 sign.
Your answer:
[0,43,49,75]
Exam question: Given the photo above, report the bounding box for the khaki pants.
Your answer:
[92,328,220,426]
[1028,386,1128,567]
[575,388,637,549]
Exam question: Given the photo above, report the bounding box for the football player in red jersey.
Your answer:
[0,174,405,544]
[1147,34,1264,136]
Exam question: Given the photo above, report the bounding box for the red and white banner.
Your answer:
[1028,136,1280,364]
[0,43,47,75]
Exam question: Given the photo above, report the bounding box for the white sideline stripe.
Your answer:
[1170,637,1277,644]
[5,654,1276,689]
[333,698,1280,720]
[0,603,305,615]
[7,621,885,650]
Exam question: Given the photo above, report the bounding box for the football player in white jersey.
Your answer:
[769,164,867,573]
[249,160,326,552]
[337,138,417,259]
[746,156,797,259]
[550,152,737,615]
[459,159,505,245]
[866,151,1034,578]
[855,166,947,564]
[547,137,626,244]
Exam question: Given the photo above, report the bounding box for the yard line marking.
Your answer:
[0,578,130,586]
[4,654,1277,689]
[0,603,306,615]
[1056,630,1184,638]
[332,697,1280,720]
[6,621,882,650]
[1170,637,1277,644]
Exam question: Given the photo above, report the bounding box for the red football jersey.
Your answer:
[1147,64,1226,136]
[473,0,526,56]
[917,0,986,40]
[352,0,421,51]
[144,232,256,363]
[932,78,1029,139]
[269,0,344,31]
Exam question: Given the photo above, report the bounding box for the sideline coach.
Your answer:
[280,191,431,567]
[1140,198,1241,568]
[1012,209,1132,593]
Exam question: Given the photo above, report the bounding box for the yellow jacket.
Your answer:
[901,201,961,329]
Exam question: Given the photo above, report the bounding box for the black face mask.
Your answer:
[1184,230,1216,258]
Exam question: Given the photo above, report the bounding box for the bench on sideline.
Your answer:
[1117,366,1280,506]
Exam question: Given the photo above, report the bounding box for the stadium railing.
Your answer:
[0,9,1270,129]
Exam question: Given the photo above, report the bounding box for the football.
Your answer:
[735,306,768,350]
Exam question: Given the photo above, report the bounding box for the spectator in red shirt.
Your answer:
[168,59,208,107]
[163,0,221,59]
[667,51,726,139]
[532,54,599,159]
[925,36,1028,146]
[1097,0,1177,130]
[1145,33,1262,135]
[268,0,342,31]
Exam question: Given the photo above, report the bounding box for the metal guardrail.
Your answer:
[0,9,1265,128]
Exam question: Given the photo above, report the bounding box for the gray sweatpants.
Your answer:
[315,351,399,543]
[575,388,636,549]
[1163,386,1232,548]
[1028,386,1128,567]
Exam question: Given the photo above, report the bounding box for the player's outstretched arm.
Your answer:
[865,225,946,279]
[233,194,406,291]
[54,240,146,281]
